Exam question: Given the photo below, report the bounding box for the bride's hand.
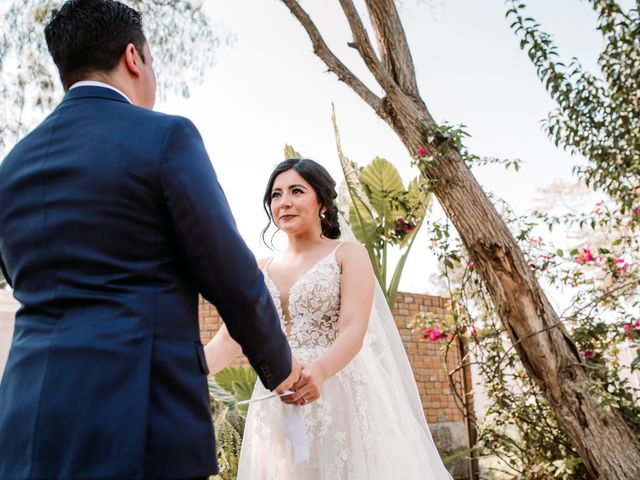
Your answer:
[281,362,326,406]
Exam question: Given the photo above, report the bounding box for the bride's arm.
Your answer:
[204,257,271,376]
[284,242,374,404]
[204,323,242,376]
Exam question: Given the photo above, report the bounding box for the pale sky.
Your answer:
[2,0,622,299]
[158,0,618,297]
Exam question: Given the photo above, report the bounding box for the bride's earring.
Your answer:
[320,211,326,220]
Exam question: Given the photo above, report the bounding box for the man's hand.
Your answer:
[273,355,301,394]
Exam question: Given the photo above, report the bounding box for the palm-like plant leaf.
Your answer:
[332,107,384,283]
[359,157,405,224]
[348,190,377,246]
[407,176,430,216]
[208,377,236,408]
[214,365,257,417]
[284,144,302,159]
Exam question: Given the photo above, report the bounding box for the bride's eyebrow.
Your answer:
[289,184,307,190]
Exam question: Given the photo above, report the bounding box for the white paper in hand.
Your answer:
[283,405,309,463]
[237,389,294,405]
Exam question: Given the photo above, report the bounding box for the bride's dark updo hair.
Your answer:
[262,158,341,244]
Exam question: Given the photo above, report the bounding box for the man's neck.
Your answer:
[69,80,133,104]
[69,73,136,104]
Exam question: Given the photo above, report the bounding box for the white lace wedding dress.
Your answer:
[237,244,452,479]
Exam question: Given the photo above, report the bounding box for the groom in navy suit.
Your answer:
[0,0,298,478]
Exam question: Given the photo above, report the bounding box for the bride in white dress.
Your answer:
[205,159,452,479]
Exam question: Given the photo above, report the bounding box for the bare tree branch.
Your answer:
[280,0,387,119]
[337,0,397,92]
[364,0,420,96]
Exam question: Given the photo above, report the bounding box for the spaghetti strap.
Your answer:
[263,257,275,271]
[332,241,346,255]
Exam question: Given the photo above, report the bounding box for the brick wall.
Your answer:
[199,291,466,427]
[393,292,466,425]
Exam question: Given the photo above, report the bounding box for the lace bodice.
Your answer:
[263,246,342,356]
[240,241,452,479]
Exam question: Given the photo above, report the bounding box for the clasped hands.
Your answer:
[274,356,325,406]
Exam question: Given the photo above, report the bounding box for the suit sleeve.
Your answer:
[159,116,291,390]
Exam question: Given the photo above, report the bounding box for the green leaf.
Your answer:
[215,366,257,417]
[208,377,236,407]
[387,214,426,309]
[283,144,302,159]
[359,157,405,222]
[407,176,431,215]
[332,105,383,284]
[349,194,377,245]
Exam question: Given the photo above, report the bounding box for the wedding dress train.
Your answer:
[237,243,452,479]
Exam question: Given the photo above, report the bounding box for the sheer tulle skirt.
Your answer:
[237,346,451,479]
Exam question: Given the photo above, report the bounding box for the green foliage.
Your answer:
[418,189,640,478]
[283,144,302,159]
[332,108,432,309]
[214,365,257,417]
[209,365,257,480]
[415,121,522,173]
[506,0,640,212]
[284,110,431,310]
[0,0,224,156]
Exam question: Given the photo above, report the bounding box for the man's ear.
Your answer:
[123,43,142,78]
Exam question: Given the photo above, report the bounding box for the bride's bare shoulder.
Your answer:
[257,257,272,270]
[335,240,368,263]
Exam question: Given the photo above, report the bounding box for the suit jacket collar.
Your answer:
[61,85,132,105]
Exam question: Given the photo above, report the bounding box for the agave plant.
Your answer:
[209,366,257,480]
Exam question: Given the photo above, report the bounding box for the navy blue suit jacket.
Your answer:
[0,86,291,479]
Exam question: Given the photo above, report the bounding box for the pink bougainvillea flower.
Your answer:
[583,350,594,358]
[469,327,479,337]
[468,261,476,268]
[612,258,630,276]
[417,147,428,157]
[575,248,594,264]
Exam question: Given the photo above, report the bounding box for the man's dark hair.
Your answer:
[44,0,147,90]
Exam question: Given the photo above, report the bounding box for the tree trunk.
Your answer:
[280,0,640,478]
[396,108,640,479]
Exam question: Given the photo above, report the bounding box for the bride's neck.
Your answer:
[285,230,328,255]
